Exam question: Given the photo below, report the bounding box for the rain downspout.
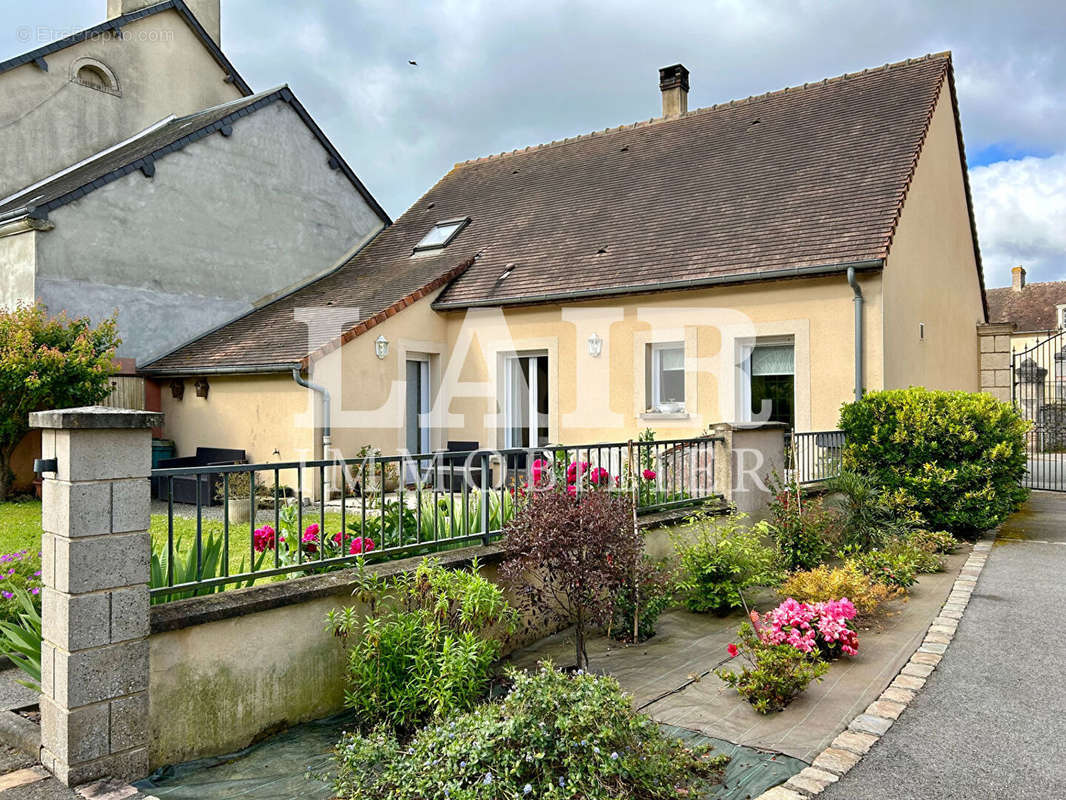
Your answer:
[847,267,863,401]
[292,367,332,494]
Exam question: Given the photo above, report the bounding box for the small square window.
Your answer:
[647,342,685,412]
[413,218,469,252]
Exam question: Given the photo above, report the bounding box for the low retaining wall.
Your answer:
[146,512,703,769]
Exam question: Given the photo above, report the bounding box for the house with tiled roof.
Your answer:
[0,0,388,490]
[986,266,1066,347]
[142,53,988,469]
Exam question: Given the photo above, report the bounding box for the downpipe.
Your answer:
[292,367,333,497]
[847,266,863,402]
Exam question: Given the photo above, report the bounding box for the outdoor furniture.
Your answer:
[154,447,247,506]
[436,441,483,490]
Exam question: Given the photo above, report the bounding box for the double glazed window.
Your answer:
[647,342,685,413]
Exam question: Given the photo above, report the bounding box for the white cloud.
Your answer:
[971,154,1066,286]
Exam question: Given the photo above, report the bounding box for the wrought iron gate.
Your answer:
[1012,329,1066,491]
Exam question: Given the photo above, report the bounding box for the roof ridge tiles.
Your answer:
[457,52,951,167]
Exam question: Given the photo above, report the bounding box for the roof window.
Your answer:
[413,217,469,252]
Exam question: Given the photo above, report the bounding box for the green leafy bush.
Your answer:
[846,549,918,590]
[765,472,838,570]
[828,470,913,551]
[333,663,730,800]
[328,558,516,733]
[149,531,260,604]
[907,528,959,555]
[609,557,676,643]
[0,549,41,624]
[674,512,780,615]
[839,388,1029,535]
[715,623,828,714]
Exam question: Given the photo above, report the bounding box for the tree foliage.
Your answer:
[0,303,119,498]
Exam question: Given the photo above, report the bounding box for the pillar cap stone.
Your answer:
[29,406,163,430]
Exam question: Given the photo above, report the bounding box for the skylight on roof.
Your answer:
[413,217,469,252]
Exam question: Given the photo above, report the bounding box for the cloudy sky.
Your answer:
[5,0,1065,286]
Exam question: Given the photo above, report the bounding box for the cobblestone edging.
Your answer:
[755,535,995,800]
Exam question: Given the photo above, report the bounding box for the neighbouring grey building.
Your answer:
[0,0,389,364]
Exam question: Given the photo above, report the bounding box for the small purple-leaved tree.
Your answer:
[500,486,640,671]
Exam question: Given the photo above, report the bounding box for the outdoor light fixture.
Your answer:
[194,378,209,399]
[375,335,389,360]
[170,379,185,400]
[587,333,603,358]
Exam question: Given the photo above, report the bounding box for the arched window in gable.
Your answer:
[70,58,120,96]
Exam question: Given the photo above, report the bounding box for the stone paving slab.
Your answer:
[508,548,969,763]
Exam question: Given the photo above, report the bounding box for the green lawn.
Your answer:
[0,499,43,555]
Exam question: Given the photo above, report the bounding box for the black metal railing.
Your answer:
[1012,329,1066,491]
[785,430,845,485]
[148,437,722,601]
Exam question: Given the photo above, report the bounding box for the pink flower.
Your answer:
[727,643,739,658]
[349,537,375,555]
[589,466,610,486]
[253,525,279,553]
[642,469,657,481]
[530,459,552,487]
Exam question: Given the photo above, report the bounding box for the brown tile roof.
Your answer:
[144,52,969,373]
[987,282,1066,333]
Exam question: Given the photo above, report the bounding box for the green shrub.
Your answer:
[0,549,41,624]
[715,623,828,714]
[328,558,516,733]
[839,388,1029,534]
[609,557,676,643]
[907,528,959,555]
[765,472,838,570]
[674,512,780,615]
[846,549,918,590]
[333,663,730,800]
[827,470,914,551]
[886,538,943,574]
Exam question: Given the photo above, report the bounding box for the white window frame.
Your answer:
[412,217,470,253]
[1057,304,1066,330]
[503,352,548,449]
[649,341,685,413]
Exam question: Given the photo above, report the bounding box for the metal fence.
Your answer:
[785,430,845,485]
[149,436,722,602]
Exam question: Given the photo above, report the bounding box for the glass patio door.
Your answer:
[504,354,549,449]
[405,357,431,455]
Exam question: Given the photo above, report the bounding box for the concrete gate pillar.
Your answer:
[30,406,162,785]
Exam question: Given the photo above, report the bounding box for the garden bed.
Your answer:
[506,544,970,764]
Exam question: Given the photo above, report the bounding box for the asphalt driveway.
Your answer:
[820,491,1066,799]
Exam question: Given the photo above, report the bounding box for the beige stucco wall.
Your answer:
[0,8,241,198]
[882,79,984,392]
[159,375,314,491]
[158,274,881,469]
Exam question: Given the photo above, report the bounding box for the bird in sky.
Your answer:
[408,60,418,66]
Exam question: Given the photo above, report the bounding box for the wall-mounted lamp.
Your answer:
[919,322,925,341]
[375,335,390,360]
[170,379,185,400]
[194,377,209,399]
[587,333,603,358]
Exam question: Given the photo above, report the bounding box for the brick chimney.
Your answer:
[659,64,689,118]
[1012,265,1027,292]
[108,0,221,47]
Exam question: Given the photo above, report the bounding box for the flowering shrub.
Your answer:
[753,598,859,658]
[332,663,729,800]
[674,512,780,615]
[779,564,895,617]
[252,506,376,568]
[716,623,829,714]
[0,550,42,623]
[765,472,837,570]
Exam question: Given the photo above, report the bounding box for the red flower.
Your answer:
[642,469,657,481]
[727,643,739,658]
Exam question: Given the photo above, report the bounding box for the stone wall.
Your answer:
[976,323,1014,403]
